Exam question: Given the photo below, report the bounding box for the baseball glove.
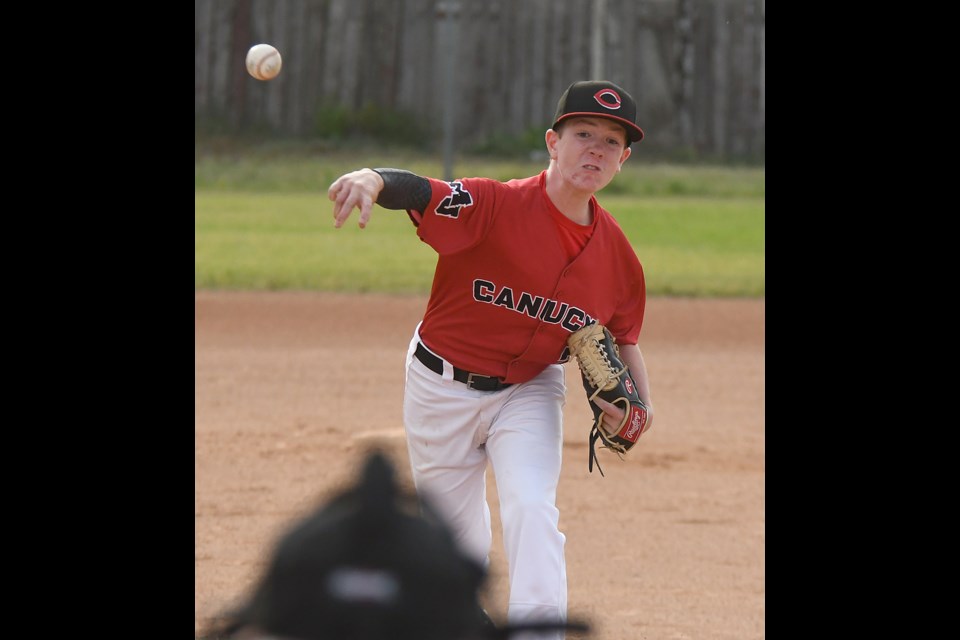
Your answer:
[567,322,649,476]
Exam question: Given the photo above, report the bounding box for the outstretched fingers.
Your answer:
[329,178,374,229]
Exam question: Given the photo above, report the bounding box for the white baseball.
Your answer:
[246,44,282,81]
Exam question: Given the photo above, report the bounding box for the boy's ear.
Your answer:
[545,128,559,158]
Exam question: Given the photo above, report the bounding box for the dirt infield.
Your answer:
[195,292,765,639]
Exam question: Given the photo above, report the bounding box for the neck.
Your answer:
[544,165,593,225]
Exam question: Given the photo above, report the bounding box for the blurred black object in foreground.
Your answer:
[202,451,589,639]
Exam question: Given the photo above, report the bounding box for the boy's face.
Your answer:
[547,117,632,194]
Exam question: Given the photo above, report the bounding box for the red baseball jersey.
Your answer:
[407,170,645,384]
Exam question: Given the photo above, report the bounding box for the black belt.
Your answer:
[414,342,513,392]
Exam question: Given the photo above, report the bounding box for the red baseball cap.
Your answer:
[552,80,644,144]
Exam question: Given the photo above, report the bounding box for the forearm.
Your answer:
[372,168,431,212]
[620,343,653,408]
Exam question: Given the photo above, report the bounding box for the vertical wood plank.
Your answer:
[757,0,764,160]
[210,0,234,118]
[674,0,695,151]
[712,0,728,157]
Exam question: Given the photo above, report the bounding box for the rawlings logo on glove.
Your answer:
[566,322,649,476]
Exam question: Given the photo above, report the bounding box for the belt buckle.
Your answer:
[466,372,494,390]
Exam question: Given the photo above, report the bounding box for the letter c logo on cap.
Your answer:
[593,89,622,110]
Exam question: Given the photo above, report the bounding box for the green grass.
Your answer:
[195,192,439,292]
[195,147,764,297]
[194,141,764,198]
[602,196,765,297]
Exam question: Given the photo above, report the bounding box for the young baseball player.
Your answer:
[328,80,654,639]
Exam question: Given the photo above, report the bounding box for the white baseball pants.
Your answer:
[403,326,568,639]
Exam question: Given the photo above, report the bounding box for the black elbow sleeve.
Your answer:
[372,168,432,213]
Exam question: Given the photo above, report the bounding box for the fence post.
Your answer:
[437,1,461,181]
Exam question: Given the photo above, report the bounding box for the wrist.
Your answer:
[365,168,385,191]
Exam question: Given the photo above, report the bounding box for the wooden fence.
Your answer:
[195,0,764,161]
